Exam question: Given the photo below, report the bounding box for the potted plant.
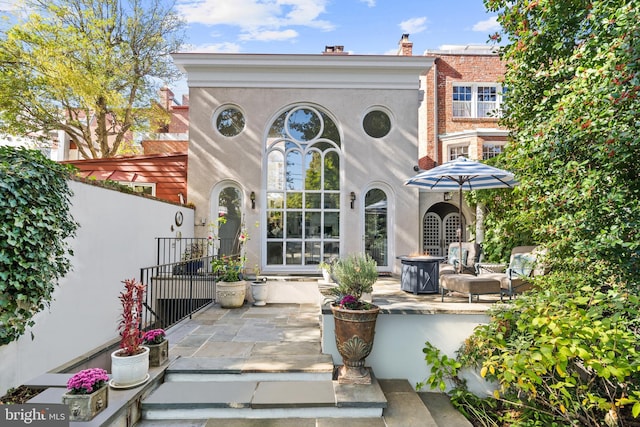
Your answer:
[61,368,109,421]
[174,242,205,275]
[212,255,246,308]
[328,252,379,384]
[143,328,168,367]
[110,278,150,388]
[318,256,337,283]
[250,264,268,306]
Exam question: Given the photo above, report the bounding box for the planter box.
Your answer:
[147,340,169,367]
[62,384,108,421]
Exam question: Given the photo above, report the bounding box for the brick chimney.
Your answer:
[159,86,175,110]
[397,34,413,56]
[323,45,347,55]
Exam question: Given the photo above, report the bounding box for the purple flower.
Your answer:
[143,329,166,345]
[339,295,358,306]
[66,368,109,395]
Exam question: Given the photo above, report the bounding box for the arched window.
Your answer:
[265,106,341,268]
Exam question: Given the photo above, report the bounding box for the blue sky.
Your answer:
[175,0,501,55]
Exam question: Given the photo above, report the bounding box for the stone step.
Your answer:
[164,355,335,383]
[141,378,387,420]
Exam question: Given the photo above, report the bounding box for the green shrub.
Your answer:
[0,147,78,344]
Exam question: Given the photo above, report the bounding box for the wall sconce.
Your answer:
[250,191,256,209]
[444,192,453,201]
[350,192,356,209]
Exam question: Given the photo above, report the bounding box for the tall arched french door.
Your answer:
[364,188,390,270]
[210,184,244,257]
[264,105,341,270]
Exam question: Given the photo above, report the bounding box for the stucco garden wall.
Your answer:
[0,180,195,396]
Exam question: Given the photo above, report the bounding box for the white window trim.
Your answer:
[452,83,503,118]
[481,141,506,160]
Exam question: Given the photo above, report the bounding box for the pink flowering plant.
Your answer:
[142,329,166,345]
[66,368,109,395]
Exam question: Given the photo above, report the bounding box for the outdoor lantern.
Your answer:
[350,192,356,209]
[250,191,256,209]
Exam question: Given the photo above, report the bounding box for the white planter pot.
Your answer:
[110,346,149,388]
[251,282,268,306]
[216,280,246,308]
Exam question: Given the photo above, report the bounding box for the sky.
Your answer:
[0,0,502,99]
[175,0,500,55]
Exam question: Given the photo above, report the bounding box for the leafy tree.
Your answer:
[423,1,640,425]
[0,0,185,158]
[0,147,79,344]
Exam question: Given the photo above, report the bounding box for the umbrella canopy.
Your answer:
[404,156,519,271]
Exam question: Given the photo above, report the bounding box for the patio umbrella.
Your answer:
[404,156,519,272]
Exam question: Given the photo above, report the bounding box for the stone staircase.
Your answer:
[133,355,472,427]
[139,355,388,422]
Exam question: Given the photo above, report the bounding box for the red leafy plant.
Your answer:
[142,329,166,345]
[66,368,109,395]
[116,278,146,356]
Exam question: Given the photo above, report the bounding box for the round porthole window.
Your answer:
[363,110,391,138]
[215,106,245,137]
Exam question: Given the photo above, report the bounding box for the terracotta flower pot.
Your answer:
[331,304,380,384]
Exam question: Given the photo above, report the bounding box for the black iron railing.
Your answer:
[156,237,237,265]
[140,255,216,330]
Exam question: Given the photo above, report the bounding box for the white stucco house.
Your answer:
[173,52,434,276]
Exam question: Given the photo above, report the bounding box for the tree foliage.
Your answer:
[0,147,79,345]
[423,1,640,425]
[0,0,185,158]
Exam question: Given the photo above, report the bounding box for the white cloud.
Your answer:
[240,29,299,42]
[359,0,375,6]
[176,0,333,31]
[400,16,427,35]
[183,42,242,53]
[472,16,500,32]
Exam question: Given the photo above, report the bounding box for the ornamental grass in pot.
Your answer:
[329,252,380,384]
[110,278,149,388]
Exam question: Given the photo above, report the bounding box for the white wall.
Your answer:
[0,180,195,395]
[322,311,495,396]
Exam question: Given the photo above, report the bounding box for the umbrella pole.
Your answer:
[458,186,463,274]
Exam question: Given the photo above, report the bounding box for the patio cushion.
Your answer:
[447,246,469,266]
[440,242,481,276]
[510,252,536,277]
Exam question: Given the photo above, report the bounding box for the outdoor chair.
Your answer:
[477,246,543,300]
[439,242,482,276]
[440,245,544,303]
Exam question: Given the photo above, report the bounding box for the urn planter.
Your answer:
[110,346,150,388]
[62,384,108,422]
[251,281,268,306]
[331,304,380,384]
[216,280,246,308]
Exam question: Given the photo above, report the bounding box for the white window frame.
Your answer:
[482,142,506,160]
[452,83,503,118]
[448,144,469,161]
